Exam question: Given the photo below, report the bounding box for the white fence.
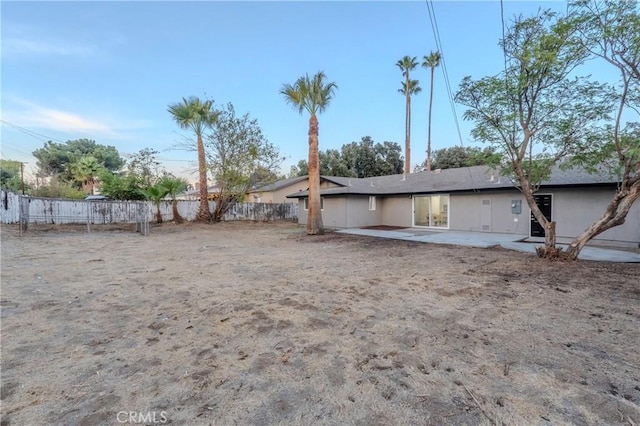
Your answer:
[0,191,298,225]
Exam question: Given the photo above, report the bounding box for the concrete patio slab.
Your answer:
[335,228,640,263]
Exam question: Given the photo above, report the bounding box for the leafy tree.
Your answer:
[125,148,165,188]
[562,0,640,259]
[204,103,284,222]
[30,177,85,199]
[168,97,218,222]
[32,139,123,181]
[422,51,441,171]
[289,160,308,178]
[98,171,146,200]
[397,56,421,174]
[418,146,501,170]
[143,185,169,224]
[293,137,403,178]
[0,160,27,193]
[455,10,611,256]
[281,71,338,235]
[159,175,188,223]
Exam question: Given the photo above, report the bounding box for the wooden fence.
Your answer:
[0,191,298,226]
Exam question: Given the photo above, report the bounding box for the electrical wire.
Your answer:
[0,119,66,144]
[424,0,479,191]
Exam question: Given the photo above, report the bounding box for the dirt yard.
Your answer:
[1,221,639,425]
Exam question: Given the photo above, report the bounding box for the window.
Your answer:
[303,197,324,211]
[414,195,449,228]
[369,196,376,211]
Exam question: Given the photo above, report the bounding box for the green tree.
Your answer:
[159,175,188,224]
[30,177,85,199]
[204,103,284,222]
[0,160,27,193]
[281,71,338,235]
[69,156,103,195]
[168,97,218,222]
[422,51,441,171]
[293,137,403,178]
[421,146,500,170]
[33,139,123,182]
[98,171,146,200]
[397,56,421,174]
[455,10,611,255]
[563,0,640,259]
[125,148,164,188]
[143,185,169,224]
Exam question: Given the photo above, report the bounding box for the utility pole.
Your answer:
[20,162,26,195]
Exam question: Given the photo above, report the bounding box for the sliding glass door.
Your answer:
[413,195,449,228]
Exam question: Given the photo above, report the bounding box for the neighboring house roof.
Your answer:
[250,176,309,192]
[251,175,354,193]
[285,165,621,198]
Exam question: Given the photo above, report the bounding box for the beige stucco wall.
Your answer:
[381,196,413,227]
[297,187,640,248]
[447,189,640,247]
[449,192,527,234]
[344,196,383,228]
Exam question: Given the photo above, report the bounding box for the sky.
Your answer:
[2,0,604,184]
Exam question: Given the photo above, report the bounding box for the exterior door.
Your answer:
[530,194,552,237]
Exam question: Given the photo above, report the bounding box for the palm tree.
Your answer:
[168,97,217,222]
[70,156,101,195]
[280,71,338,235]
[396,56,420,174]
[143,185,169,224]
[160,175,188,224]
[422,51,441,171]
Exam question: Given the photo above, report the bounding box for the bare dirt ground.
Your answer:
[1,221,639,426]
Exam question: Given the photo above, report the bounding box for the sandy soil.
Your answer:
[1,221,639,426]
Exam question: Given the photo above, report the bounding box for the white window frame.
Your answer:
[369,196,376,211]
[304,197,324,211]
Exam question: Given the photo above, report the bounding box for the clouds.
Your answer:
[2,97,150,140]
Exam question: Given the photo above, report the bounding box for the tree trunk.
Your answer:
[172,200,183,224]
[427,66,435,172]
[404,76,411,175]
[565,178,640,260]
[196,133,210,222]
[514,163,557,254]
[156,205,163,224]
[212,194,232,223]
[307,114,324,235]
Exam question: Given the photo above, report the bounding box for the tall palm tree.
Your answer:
[168,97,217,222]
[422,51,441,171]
[396,56,420,174]
[160,175,188,224]
[280,71,338,235]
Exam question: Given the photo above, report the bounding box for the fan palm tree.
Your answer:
[422,51,441,171]
[396,56,420,174]
[168,97,217,222]
[159,175,188,224]
[143,185,169,224]
[70,156,102,195]
[280,71,338,235]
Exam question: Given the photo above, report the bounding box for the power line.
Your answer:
[0,119,67,144]
[424,0,479,191]
[425,0,464,148]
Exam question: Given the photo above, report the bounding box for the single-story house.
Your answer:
[286,165,640,249]
[246,176,349,204]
